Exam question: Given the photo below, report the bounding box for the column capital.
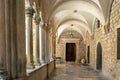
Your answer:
[40,21,44,28]
[25,2,34,16]
[33,13,41,25]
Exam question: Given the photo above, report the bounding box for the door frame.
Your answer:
[87,45,90,64]
[66,43,76,62]
[62,38,80,63]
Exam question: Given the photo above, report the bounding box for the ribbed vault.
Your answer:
[46,0,113,41]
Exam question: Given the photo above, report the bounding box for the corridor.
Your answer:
[1,0,120,80]
[47,63,107,80]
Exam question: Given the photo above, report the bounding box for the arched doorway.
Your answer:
[96,42,102,70]
[66,43,76,61]
[87,46,90,64]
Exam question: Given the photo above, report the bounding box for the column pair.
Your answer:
[25,1,41,68]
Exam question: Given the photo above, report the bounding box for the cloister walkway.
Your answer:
[47,63,108,80]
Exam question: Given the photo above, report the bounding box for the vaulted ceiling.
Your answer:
[42,0,113,40]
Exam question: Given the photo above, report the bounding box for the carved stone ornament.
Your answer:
[104,23,110,33]
[25,2,34,15]
[33,13,41,25]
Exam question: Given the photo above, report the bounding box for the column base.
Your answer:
[40,60,45,64]
[50,58,54,61]
[27,63,35,69]
[45,58,50,63]
[34,62,41,66]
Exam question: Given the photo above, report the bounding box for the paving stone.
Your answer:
[47,63,108,80]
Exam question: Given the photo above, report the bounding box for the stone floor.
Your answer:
[47,63,108,80]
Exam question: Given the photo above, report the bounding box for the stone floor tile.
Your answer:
[47,63,108,80]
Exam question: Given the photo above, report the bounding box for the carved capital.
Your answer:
[25,2,34,16]
[33,13,41,25]
[104,23,110,33]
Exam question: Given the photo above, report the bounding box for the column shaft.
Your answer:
[45,31,50,63]
[16,0,26,78]
[5,0,11,79]
[52,36,56,59]
[0,0,6,69]
[40,27,46,63]
[5,0,27,79]
[33,13,41,66]
[26,14,34,68]
[34,24,40,65]
[25,3,35,69]
[40,27,44,64]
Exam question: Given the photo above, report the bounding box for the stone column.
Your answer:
[5,0,11,79]
[15,0,26,78]
[33,13,41,66]
[4,0,27,79]
[25,1,35,69]
[42,28,46,63]
[1,0,27,79]
[45,31,50,63]
[49,35,53,60]
[0,0,6,70]
[39,24,45,64]
[51,36,54,59]
[52,36,56,59]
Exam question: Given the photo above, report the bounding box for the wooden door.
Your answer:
[66,43,76,61]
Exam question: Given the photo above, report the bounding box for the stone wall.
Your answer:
[56,31,86,63]
[85,0,120,80]
[27,60,55,80]
[56,44,64,61]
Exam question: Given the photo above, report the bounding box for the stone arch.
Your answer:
[105,0,114,23]
[56,19,90,33]
[56,24,86,41]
